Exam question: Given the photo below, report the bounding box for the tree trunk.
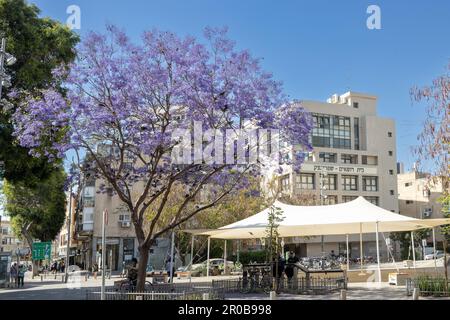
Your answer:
[21,227,40,277]
[136,244,150,292]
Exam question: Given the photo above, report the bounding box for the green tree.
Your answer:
[0,0,78,183]
[3,168,66,275]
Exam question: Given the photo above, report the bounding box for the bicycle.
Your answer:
[239,267,272,294]
[118,279,153,292]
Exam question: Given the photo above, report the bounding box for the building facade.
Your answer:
[0,218,28,255]
[277,92,399,259]
[398,170,448,246]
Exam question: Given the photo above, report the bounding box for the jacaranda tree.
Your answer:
[12,25,312,289]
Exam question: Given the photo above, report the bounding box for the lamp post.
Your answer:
[319,172,328,254]
[64,183,73,283]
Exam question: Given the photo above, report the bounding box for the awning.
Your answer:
[184,197,450,239]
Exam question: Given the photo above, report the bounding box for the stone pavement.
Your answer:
[0,274,449,300]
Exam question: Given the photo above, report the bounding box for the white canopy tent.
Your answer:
[184,197,450,282]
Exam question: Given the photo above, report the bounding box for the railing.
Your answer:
[406,278,450,297]
[213,276,346,295]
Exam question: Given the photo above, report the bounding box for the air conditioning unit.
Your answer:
[423,208,432,218]
[121,221,131,228]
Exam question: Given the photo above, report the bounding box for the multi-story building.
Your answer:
[277,91,398,259]
[0,218,27,255]
[398,170,448,248]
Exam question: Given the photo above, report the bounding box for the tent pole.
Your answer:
[206,237,211,278]
[346,234,350,272]
[189,234,195,283]
[224,240,227,275]
[375,222,381,284]
[432,228,437,272]
[360,223,364,274]
[411,231,416,269]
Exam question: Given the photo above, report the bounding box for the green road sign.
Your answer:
[32,242,52,261]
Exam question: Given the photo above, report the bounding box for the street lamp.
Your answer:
[319,172,328,253]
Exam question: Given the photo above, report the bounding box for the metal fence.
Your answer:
[212,276,346,295]
[406,278,450,297]
[86,282,224,300]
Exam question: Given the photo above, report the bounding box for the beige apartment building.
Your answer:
[398,170,448,246]
[277,91,398,260]
[0,218,28,255]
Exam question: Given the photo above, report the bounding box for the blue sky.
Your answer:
[28,0,450,169]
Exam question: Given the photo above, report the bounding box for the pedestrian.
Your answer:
[285,251,299,287]
[10,263,18,286]
[60,261,65,274]
[18,264,26,288]
[165,255,175,283]
[127,258,138,287]
[92,263,99,280]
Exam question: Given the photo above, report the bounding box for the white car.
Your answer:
[424,250,445,260]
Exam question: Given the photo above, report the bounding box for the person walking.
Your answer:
[60,260,66,274]
[92,263,99,280]
[17,264,26,288]
[10,263,18,287]
[127,258,138,287]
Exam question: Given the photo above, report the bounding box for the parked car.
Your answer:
[185,259,234,276]
[424,250,445,260]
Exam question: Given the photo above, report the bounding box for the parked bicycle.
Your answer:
[239,266,272,294]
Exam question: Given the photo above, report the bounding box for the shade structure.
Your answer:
[184,197,450,239]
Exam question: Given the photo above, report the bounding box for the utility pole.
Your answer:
[319,172,328,254]
[101,209,108,300]
[64,183,73,283]
[0,37,16,108]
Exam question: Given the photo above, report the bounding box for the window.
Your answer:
[354,118,360,150]
[362,155,378,165]
[322,174,337,190]
[406,200,414,204]
[319,152,336,163]
[365,196,379,206]
[342,175,358,191]
[296,173,315,190]
[389,170,394,175]
[362,176,378,192]
[388,132,392,137]
[388,151,393,156]
[324,195,338,205]
[341,154,358,164]
[280,175,290,192]
[404,182,413,187]
[342,196,358,203]
[390,190,395,196]
[423,189,431,197]
[312,114,351,149]
[353,102,359,109]
[119,214,131,222]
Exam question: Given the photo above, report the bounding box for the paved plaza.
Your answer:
[1,272,448,300]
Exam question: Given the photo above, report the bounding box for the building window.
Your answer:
[319,152,337,163]
[365,196,379,206]
[388,151,393,156]
[280,175,290,192]
[404,182,413,187]
[353,102,359,109]
[362,155,378,165]
[422,189,431,197]
[341,154,358,164]
[312,114,351,149]
[119,214,131,222]
[342,196,358,203]
[388,132,392,137]
[342,175,358,191]
[362,176,378,192]
[322,174,337,190]
[389,170,394,175]
[390,190,395,196]
[324,195,338,205]
[354,117,360,150]
[296,173,315,190]
[406,200,414,204]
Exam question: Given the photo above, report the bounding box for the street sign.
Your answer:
[32,242,52,260]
